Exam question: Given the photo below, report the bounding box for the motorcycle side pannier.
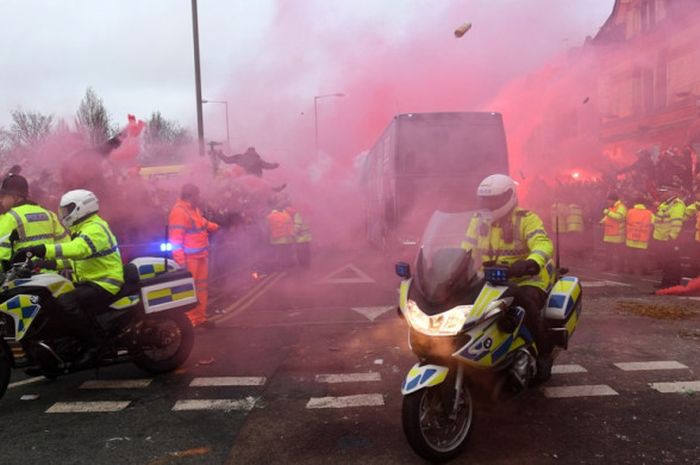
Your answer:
[545,276,582,324]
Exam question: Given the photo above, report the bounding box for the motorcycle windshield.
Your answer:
[415,210,486,304]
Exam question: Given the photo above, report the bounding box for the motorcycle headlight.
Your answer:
[405,300,471,336]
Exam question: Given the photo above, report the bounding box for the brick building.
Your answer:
[595,0,700,160]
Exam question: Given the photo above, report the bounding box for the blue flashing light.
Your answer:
[395,262,411,279]
[160,242,173,252]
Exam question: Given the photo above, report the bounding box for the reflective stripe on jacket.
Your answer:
[45,214,124,295]
[462,208,555,292]
[0,202,69,263]
[601,200,627,244]
[566,204,584,233]
[267,209,295,244]
[168,199,219,263]
[625,204,653,249]
[653,198,686,241]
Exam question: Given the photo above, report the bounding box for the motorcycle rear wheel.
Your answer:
[134,312,194,374]
[402,382,474,462]
[0,342,11,400]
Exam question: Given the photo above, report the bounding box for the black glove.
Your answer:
[510,259,540,277]
[11,244,47,264]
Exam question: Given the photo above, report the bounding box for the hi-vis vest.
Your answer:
[267,209,295,244]
[551,203,569,233]
[168,199,219,262]
[601,200,627,244]
[625,204,653,250]
[653,198,685,241]
[684,201,700,242]
[462,208,555,292]
[285,207,312,244]
[566,204,584,233]
[45,214,124,295]
[0,202,69,264]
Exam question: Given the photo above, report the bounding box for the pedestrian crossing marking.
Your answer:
[315,373,381,383]
[649,381,700,393]
[172,397,258,412]
[190,377,267,387]
[614,361,688,371]
[552,364,588,374]
[318,264,375,284]
[580,280,632,288]
[46,401,131,413]
[350,306,394,322]
[80,379,153,389]
[543,384,619,398]
[306,393,385,409]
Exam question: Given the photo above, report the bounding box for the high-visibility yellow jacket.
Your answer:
[45,214,124,295]
[462,208,554,292]
[684,201,700,242]
[551,203,569,233]
[653,198,686,241]
[0,202,69,265]
[284,207,311,244]
[600,200,627,244]
[625,204,653,249]
[566,204,584,233]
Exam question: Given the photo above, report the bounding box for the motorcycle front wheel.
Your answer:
[0,342,12,400]
[402,381,474,462]
[134,312,194,374]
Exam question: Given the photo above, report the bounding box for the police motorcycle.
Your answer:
[0,255,197,401]
[396,210,582,462]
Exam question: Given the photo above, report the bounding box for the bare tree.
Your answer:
[75,87,113,146]
[7,109,54,148]
[144,111,190,145]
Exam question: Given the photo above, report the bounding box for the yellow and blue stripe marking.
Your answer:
[146,283,196,306]
[0,295,41,341]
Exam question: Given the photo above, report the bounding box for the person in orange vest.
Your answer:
[266,200,295,269]
[600,192,627,271]
[168,184,220,329]
[624,195,653,275]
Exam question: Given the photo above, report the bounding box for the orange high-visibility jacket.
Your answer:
[267,209,295,244]
[168,199,219,263]
[601,200,627,243]
[625,204,653,249]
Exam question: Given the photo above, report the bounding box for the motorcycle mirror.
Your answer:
[395,262,411,279]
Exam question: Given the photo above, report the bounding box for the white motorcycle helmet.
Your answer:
[476,174,518,222]
[59,189,99,227]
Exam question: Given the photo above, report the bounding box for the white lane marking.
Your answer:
[649,381,700,393]
[351,306,394,322]
[8,376,45,389]
[315,373,381,384]
[543,385,619,399]
[189,377,267,387]
[580,280,631,288]
[80,379,153,389]
[306,394,385,409]
[172,397,258,412]
[552,364,588,374]
[46,401,131,413]
[614,361,688,371]
[318,264,375,284]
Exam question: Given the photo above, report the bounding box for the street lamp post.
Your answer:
[191,0,205,157]
[314,93,344,161]
[202,99,230,150]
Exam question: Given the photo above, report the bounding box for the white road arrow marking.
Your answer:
[318,264,376,284]
[351,306,394,321]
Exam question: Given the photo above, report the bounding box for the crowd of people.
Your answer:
[527,145,700,291]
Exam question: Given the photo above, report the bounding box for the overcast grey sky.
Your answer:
[0,0,614,146]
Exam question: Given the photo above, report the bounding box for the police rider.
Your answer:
[463,174,555,381]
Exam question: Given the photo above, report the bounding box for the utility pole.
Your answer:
[191,0,205,156]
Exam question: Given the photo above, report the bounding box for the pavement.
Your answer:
[1,250,699,465]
